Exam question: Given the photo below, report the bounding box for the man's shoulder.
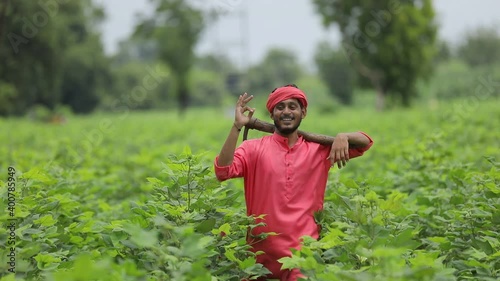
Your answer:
[301,138,332,154]
[302,138,330,147]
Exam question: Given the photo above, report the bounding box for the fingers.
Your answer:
[335,150,344,169]
[235,105,256,127]
[241,106,255,114]
[243,93,253,103]
[334,158,346,169]
[248,107,255,118]
[328,149,349,169]
[237,95,245,107]
[337,158,346,169]
[238,93,253,106]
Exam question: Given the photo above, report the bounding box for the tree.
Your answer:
[433,40,452,65]
[112,38,159,66]
[314,41,354,105]
[247,48,303,95]
[135,0,204,114]
[58,2,111,114]
[103,61,171,110]
[194,53,241,96]
[313,0,437,109]
[194,53,237,100]
[0,0,109,116]
[60,37,111,114]
[0,0,65,115]
[457,26,500,67]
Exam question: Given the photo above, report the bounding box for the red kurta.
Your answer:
[215,132,373,280]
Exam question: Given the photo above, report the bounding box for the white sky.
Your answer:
[96,0,500,67]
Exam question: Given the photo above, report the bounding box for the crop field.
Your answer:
[0,98,499,281]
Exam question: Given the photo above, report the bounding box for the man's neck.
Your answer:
[276,130,299,147]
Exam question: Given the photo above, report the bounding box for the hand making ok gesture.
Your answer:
[234,93,255,130]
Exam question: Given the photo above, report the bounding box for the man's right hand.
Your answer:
[234,93,255,130]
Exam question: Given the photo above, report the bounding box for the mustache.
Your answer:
[279,115,294,120]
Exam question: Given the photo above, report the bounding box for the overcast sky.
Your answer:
[96,0,500,67]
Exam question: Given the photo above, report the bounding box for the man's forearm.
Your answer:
[337,132,371,148]
[217,124,242,166]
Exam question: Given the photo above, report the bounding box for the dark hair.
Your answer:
[271,84,299,93]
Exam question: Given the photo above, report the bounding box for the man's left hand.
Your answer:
[327,133,349,169]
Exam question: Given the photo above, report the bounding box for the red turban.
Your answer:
[266,86,308,113]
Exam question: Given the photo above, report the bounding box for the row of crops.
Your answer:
[1,98,499,280]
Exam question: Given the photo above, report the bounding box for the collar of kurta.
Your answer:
[271,132,304,150]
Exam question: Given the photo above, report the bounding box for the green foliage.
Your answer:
[60,37,111,114]
[189,69,228,107]
[0,143,271,280]
[194,53,240,97]
[134,0,205,112]
[313,0,438,108]
[247,48,303,95]
[457,26,500,67]
[294,75,340,114]
[0,82,18,116]
[0,98,498,280]
[27,105,52,122]
[0,0,108,116]
[112,38,159,66]
[314,41,354,105]
[428,60,500,100]
[434,40,452,65]
[195,53,237,75]
[102,61,172,110]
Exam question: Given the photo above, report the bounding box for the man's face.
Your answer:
[270,98,306,136]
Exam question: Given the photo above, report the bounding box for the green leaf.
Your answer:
[239,257,256,270]
[318,228,345,248]
[123,223,158,248]
[146,177,164,186]
[181,235,213,257]
[466,248,489,260]
[464,259,489,269]
[0,275,16,281]
[212,223,231,236]
[20,168,57,184]
[391,228,419,249]
[195,218,216,233]
[224,249,237,262]
[365,190,379,202]
[183,145,192,156]
[278,256,303,270]
[34,253,61,270]
[70,235,84,244]
[472,238,494,255]
[484,182,500,194]
[34,214,56,227]
[344,179,359,189]
[427,236,448,244]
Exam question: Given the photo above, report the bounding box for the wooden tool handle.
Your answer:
[243,118,335,145]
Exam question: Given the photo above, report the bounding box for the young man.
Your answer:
[214,85,373,280]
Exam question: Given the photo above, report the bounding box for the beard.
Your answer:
[274,117,302,136]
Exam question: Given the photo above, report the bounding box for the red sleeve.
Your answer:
[214,142,251,181]
[348,131,373,159]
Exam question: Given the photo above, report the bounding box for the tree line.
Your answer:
[1,0,499,117]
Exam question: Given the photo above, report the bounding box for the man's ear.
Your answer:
[301,107,307,119]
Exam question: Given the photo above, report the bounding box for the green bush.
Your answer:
[431,61,500,100]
